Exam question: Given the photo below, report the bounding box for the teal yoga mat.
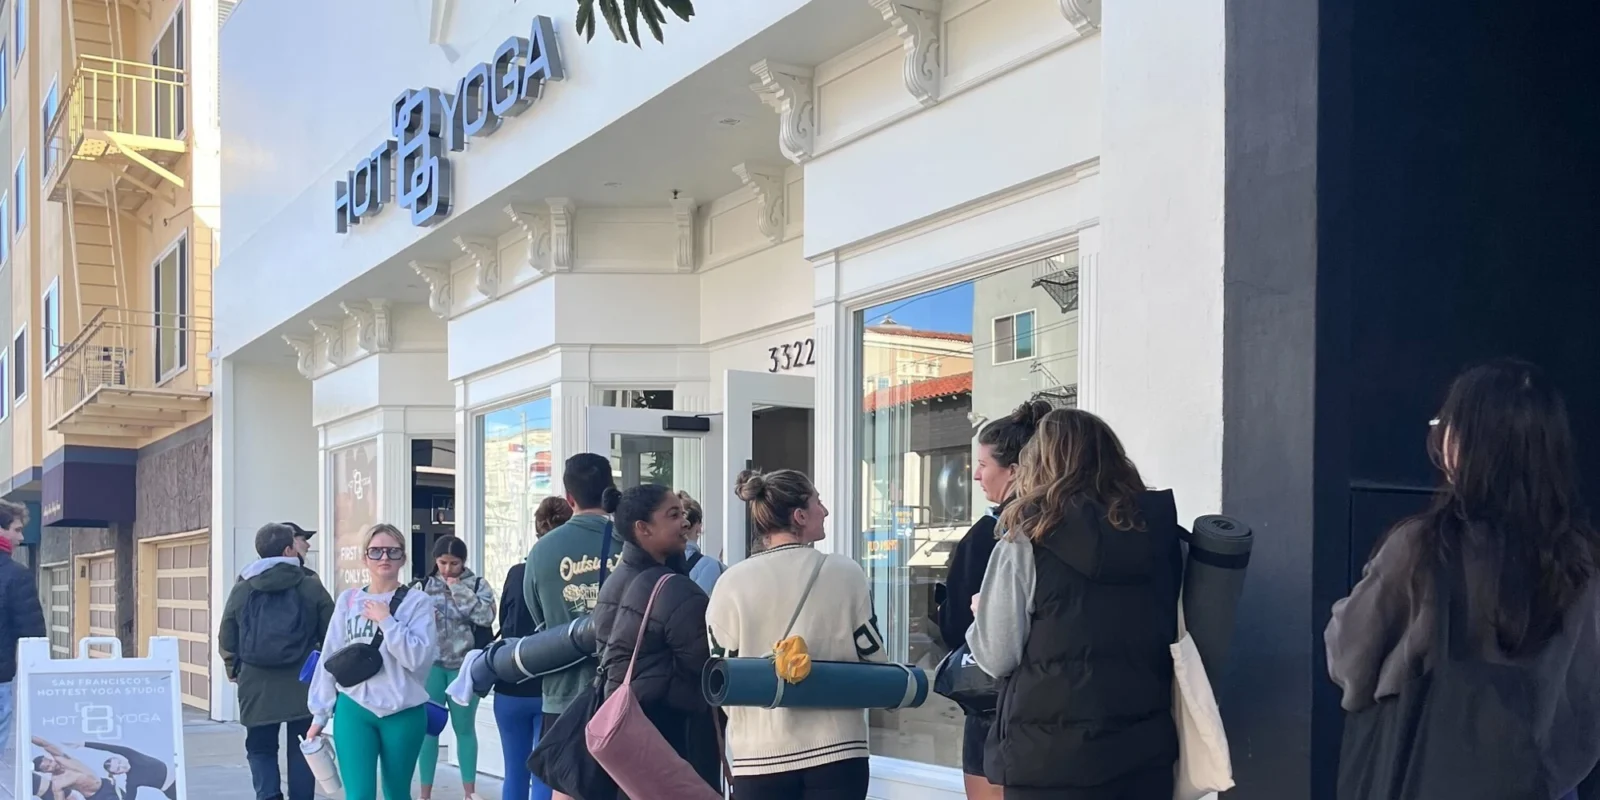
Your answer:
[703,658,930,710]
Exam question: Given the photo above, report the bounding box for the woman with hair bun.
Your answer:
[590,484,722,792]
[940,399,1049,800]
[707,469,887,800]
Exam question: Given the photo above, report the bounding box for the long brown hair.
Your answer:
[999,409,1148,541]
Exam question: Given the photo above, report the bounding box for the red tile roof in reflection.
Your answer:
[864,325,974,344]
[863,372,973,412]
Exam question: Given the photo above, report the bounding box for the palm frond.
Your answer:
[576,0,596,40]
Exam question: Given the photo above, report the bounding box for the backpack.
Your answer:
[686,551,704,570]
[238,583,314,668]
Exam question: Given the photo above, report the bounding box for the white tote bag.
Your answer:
[1171,604,1234,800]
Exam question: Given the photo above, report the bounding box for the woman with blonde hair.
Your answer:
[968,409,1183,799]
[707,469,886,800]
[306,524,438,800]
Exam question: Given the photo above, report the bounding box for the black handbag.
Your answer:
[471,577,496,650]
[933,643,999,715]
[526,680,618,800]
[1336,555,1547,799]
[323,586,410,688]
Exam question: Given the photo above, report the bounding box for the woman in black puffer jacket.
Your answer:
[591,483,723,793]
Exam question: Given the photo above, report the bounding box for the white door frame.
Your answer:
[586,405,722,529]
[721,369,815,566]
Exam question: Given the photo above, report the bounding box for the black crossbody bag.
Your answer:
[324,585,410,688]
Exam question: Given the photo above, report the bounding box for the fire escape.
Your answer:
[44,0,207,440]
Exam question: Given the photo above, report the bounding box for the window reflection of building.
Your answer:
[478,397,553,611]
[854,250,1081,768]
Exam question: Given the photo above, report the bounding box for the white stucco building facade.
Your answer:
[212,0,1234,795]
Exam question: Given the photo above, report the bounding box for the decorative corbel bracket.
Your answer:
[455,236,501,299]
[308,319,345,368]
[671,197,698,273]
[411,261,454,319]
[547,198,575,272]
[733,163,786,245]
[283,335,316,379]
[871,0,943,107]
[1060,0,1100,34]
[750,61,816,165]
[504,204,553,275]
[341,299,393,354]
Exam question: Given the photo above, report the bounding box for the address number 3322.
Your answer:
[768,339,816,373]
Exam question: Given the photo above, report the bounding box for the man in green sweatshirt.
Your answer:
[524,452,621,732]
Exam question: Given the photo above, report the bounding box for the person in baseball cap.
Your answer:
[282,523,317,577]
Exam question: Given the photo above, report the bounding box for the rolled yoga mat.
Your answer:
[468,615,599,696]
[1181,514,1254,674]
[703,658,930,710]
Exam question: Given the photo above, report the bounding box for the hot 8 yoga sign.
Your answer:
[14,637,188,800]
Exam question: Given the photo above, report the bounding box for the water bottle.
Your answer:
[299,735,342,795]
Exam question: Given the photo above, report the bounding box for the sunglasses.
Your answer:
[366,546,407,562]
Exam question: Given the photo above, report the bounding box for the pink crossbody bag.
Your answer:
[586,573,722,800]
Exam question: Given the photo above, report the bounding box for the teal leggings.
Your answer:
[333,694,427,800]
[419,664,481,786]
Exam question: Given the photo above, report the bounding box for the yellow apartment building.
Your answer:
[0,0,223,712]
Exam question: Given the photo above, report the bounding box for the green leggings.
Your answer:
[419,664,481,786]
[333,694,427,800]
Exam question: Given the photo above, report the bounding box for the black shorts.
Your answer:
[541,711,561,736]
[962,713,992,776]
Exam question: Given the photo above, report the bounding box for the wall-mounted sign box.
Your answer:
[335,15,567,233]
[41,446,136,528]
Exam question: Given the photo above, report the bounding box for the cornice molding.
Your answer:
[455,235,501,298]
[308,319,345,367]
[1060,0,1100,34]
[871,0,943,106]
[733,163,786,245]
[750,60,816,165]
[504,204,553,275]
[283,335,316,379]
[671,197,698,272]
[547,198,575,272]
[410,261,454,319]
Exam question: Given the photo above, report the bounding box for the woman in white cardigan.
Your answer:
[706,469,887,800]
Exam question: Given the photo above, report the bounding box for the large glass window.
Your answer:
[855,249,1080,767]
[478,396,553,618]
[331,439,379,595]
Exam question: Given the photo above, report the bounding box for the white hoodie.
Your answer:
[307,586,437,725]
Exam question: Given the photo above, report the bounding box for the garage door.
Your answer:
[154,535,210,711]
[85,555,116,658]
[44,565,70,659]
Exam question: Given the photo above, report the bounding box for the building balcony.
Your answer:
[48,309,212,442]
[45,56,187,211]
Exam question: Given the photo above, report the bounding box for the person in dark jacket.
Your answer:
[938,400,1048,800]
[591,483,721,793]
[0,499,45,781]
[219,522,337,800]
[493,496,567,800]
[969,409,1182,800]
[1326,360,1600,798]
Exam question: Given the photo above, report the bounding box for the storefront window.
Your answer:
[478,396,554,616]
[331,439,379,595]
[855,250,1079,766]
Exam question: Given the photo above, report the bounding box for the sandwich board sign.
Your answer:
[13,637,189,800]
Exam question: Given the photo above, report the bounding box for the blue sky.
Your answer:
[863,281,975,335]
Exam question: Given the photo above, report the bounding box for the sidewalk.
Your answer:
[183,712,504,800]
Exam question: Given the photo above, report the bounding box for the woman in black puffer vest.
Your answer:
[969,409,1183,800]
[590,483,723,794]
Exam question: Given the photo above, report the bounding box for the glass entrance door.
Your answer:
[721,370,815,565]
[585,406,721,515]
